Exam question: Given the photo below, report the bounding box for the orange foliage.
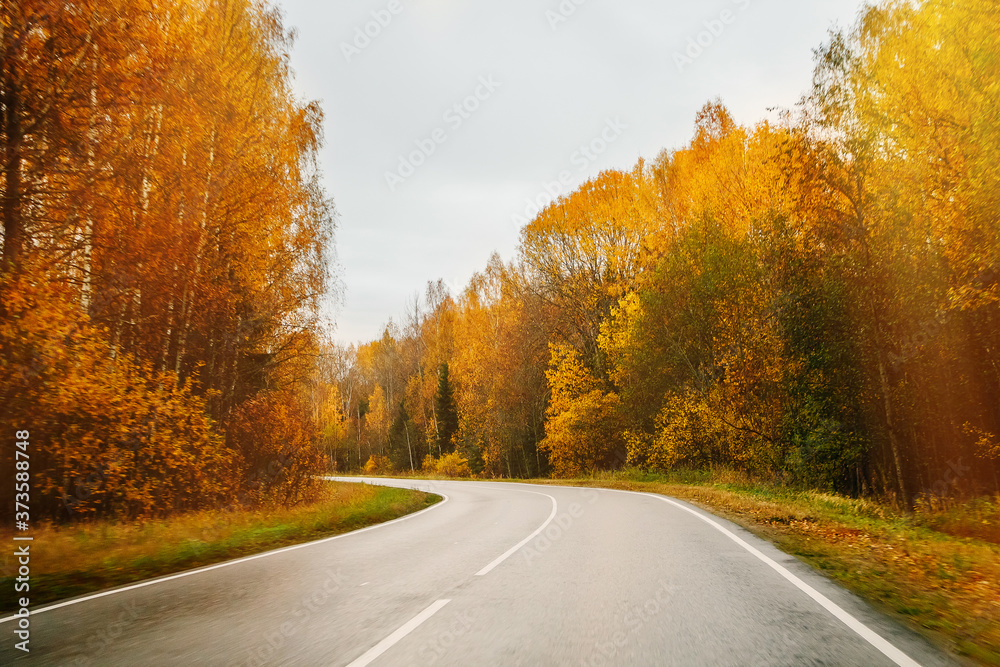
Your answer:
[226,390,325,506]
[2,275,238,520]
[1,0,335,521]
[364,455,394,475]
[540,344,624,477]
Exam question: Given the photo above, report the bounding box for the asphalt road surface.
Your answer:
[1,478,958,666]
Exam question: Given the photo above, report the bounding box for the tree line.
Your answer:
[327,0,1000,505]
[2,0,996,519]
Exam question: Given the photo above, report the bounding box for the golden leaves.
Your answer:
[540,343,624,477]
[1,0,334,521]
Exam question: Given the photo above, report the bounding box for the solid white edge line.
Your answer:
[475,491,558,576]
[0,489,449,625]
[475,481,922,667]
[345,599,451,667]
[641,492,921,667]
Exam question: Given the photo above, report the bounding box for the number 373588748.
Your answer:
[14,430,30,527]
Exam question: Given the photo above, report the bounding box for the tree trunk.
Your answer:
[405,422,414,472]
[78,43,104,316]
[871,295,909,508]
[2,60,23,283]
[175,128,216,378]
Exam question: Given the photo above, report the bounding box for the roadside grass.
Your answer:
[510,469,1000,665]
[0,482,439,613]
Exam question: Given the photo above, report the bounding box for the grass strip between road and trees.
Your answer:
[0,482,439,613]
[508,470,999,666]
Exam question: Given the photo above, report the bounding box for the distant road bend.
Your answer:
[1,478,956,665]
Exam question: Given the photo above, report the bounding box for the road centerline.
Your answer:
[475,491,558,576]
[344,599,451,667]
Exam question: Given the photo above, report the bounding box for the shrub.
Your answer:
[423,452,471,478]
[363,454,394,475]
[1,275,241,521]
[226,390,325,507]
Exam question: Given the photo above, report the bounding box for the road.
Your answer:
[1,478,957,666]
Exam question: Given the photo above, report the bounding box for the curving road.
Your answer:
[1,478,956,666]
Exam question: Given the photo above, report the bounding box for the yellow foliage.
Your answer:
[437,452,472,478]
[422,452,471,478]
[540,344,624,476]
[0,0,335,522]
[964,425,1000,462]
[363,455,394,475]
[1,276,240,520]
[451,254,547,477]
[520,166,659,349]
[629,389,733,471]
[366,385,390,455]
[543,389,623,477]
[845,0,1000,310]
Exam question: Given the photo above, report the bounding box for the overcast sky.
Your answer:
[276,0,867,345]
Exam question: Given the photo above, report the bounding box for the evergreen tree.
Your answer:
[435,363,459,453]
[389,401,417,471]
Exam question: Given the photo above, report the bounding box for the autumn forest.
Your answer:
[2,0,999,523]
